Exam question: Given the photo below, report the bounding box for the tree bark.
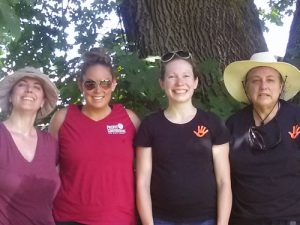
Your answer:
[284,0,300,104]
[120,0,268,115]
[120,0,267,65]
[284,0,300,68]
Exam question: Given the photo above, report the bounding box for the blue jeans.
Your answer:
[153,217,216,225]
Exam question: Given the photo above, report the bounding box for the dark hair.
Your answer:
[160,55,198,80]
[78,47,115,82]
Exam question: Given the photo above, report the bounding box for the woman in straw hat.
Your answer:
[135,51,232,225]
[49,48,140,225]
[0,67,60,225]
[224,52,300,225]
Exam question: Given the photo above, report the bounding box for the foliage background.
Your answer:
[0,0,299,124]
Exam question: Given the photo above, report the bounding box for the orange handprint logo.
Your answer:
[193,125,209,137]
[288,125,300,139]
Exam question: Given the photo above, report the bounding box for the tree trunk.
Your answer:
[284,0,300,104]
[120,0,268,116]
[284,0,300,68]
[120,0,267,65]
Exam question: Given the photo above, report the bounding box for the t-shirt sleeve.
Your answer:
[209,112,230,145]
[134,115,153,148]
[225,114,234,133]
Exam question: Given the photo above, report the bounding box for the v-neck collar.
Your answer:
[0,122,39,164]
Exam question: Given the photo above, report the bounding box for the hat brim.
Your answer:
[224,61,300,103]
[0,70,59,119]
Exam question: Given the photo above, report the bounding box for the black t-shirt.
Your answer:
[226,100,300,224]
[134,109,229,222]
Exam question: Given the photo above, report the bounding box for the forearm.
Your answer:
[136,147,153,225]
[212,143,232,225]
[216,182,232,225]
[136,186,154,225]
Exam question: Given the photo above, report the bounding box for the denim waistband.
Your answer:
[275,221,297,225]
[230,219,299,225]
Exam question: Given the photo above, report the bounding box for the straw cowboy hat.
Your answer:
[224,52,300,103]
[0,67,59,119]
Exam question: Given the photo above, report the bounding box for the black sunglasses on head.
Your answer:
[248,119,282,151]
[161,50,192,63]
[83,79,112,91]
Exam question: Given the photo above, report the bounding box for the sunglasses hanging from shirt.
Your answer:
[248,118,282,151]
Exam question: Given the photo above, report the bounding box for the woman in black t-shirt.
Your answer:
[224,52,300,225]
[135,51,232,225]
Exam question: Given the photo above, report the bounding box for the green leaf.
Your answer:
[0,0,21,39]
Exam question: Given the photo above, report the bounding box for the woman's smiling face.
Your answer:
[80,64,116,110]
[160,59,198,104]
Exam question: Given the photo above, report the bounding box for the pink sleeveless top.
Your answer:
[53,104,136,225]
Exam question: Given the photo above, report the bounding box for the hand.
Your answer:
[193,125,208,137]
[289,125,300,139]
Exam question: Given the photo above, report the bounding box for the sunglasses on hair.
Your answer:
[83,79,112,91]
[161,51,192,63]
[248,119,282,151]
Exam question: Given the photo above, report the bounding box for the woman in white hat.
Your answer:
[224,52,300,225]
[0,67,60,225]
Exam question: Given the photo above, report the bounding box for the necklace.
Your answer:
[253,101,280,126]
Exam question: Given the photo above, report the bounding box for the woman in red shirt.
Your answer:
[49,48,140,225]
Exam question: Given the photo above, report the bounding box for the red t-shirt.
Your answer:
[53,104,136,225]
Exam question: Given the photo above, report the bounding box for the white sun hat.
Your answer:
[224,52,300,103]
[0,67,59,119]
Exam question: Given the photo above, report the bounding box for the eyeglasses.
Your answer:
[248,119,282,151]
[161,51,192,63]
[83,79,112,91]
